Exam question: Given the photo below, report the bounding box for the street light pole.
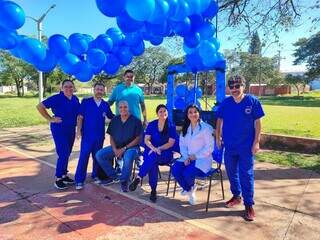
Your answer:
[27,4,56,102]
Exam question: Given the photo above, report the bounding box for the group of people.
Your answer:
[37,71,264,222]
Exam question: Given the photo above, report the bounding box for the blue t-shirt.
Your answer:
[216,94,265,150]
[42,91,80,130]
[145,119,176,148]
[107,115,143,148]
[79,97,114,141]
[108,83,144,120]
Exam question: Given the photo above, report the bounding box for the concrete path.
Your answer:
[0,126,319,240]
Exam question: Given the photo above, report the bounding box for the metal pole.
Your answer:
[38,21,43,102]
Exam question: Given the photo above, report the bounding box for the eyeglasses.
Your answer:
[228,84,241,89]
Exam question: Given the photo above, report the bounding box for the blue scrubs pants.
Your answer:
[75,138,104,184]
[138,151,172,190]
[51,126,75,178]
[95,146,139,183]
[224,148,254,206]
[172,161,204,192]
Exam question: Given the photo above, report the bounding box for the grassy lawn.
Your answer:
[256,150,320,173]
[0,93,320,138]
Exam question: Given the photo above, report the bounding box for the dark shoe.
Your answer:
[62,176,75,185]
[129,178,141,192]
[54,179,68,190]
[244,206,255,221]
[149,190,157,203]
[225,196,242,208]
[101,177,119,186]
[121,181,128,192]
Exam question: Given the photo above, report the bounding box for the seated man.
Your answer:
[95,100,143,192]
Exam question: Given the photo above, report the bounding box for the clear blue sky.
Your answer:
[15,0,318,72]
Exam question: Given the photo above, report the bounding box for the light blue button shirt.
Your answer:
[178,121,214,173]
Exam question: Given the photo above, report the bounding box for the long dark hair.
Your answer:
[182,104,201,137]
[156,104,169,135]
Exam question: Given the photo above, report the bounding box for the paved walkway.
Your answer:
[0,126,319,240]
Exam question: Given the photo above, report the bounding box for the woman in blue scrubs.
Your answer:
[129,104,177,203]
[37,79,80,190]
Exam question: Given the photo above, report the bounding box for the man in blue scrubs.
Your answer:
[216,75,265,221]
[74,82,114,190]
[108,69,147,127]
[95,100,143,192]
[37,79,80,190]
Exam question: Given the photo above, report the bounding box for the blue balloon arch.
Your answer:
[0,0,224,83]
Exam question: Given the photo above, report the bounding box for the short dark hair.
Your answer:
[61,79,74,87]
[93,82,105,88]
[228,75,246,86]
[123,69,134,76]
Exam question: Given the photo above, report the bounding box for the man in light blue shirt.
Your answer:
[108,69,147,127]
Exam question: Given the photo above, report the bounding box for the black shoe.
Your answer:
[129,178,141,192]
[54,179,68,190]
[101,177,119,186]
[62,176,75,185]
[121,181,128,192]
[149,190,157,203]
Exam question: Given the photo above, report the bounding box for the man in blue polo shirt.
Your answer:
[108,69,147,127]
[74,82,114,190]
[95,100,143,192]
[216,75,265,221]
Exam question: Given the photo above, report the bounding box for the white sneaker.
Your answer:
[75,183,84,190]
[188,191,197,205]
[93,178,102,185]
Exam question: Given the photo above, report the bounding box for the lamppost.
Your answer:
[27,4,56,102]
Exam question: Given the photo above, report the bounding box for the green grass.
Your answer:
[0,94,320,138]
[256,150,320,173]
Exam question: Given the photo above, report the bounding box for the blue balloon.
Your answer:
[0,1,25,30]
[184,32,200,48]
[17,38,46,64]
[148,0,169,24]
[95,0,126,17]
[185,0,201,15]
[126,0,156,21]
[131,40,145,56]
[202,0,219,19]
[83,34,94,44]
[34,50,57,72]
[103,54,120,75]
[189,87,203,98]
[199,0,211,12]
[202,52,217,67]
[0,26,17,49]
[183,43,197,54]
[145,21,168,36]
[199,40,216,59]
[174,96,186,110]
[189,14,204,32]
[69,33,88,56]
[185,51,204,72]
[117,47,133,66]
[210,37,220,50]
[59,53,81,75]
[106,28,124,46]
[172,0,190,21]
[95,34,113,53]
[92,65,104,75]
[176,84,187,97]
[150,36,163,46]
[172,17,191,36]
[167,0,178,17]
[198,21,215,40]
[75,61,94,82]
[117,11,144,33]
[48,34,70,58]
[87,48,106,68]
[124,32,143,47]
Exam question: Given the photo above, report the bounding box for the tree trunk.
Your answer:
[295,84,300,96]
[14,78,21,97]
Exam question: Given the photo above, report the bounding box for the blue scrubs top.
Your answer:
[79,97,114,141]
[107,115,143,148]
[42,91,80,131]
[108,83,144,120]
[216,94,265,150]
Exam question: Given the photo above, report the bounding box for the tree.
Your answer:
[284,74,308,96]
[128,47,172,94]
[0,50,37,97]
[293,31,320,79]
[248,31,262,56]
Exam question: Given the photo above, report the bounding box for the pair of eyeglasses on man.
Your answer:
[228,84,241,89]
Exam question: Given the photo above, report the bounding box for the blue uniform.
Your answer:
[138,120,177,190]
[42,91,80,178]
[108,83,144,120]
[75,97,114,184]
[217,94,265,206]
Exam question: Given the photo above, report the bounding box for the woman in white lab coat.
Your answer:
[172,104,214,205]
